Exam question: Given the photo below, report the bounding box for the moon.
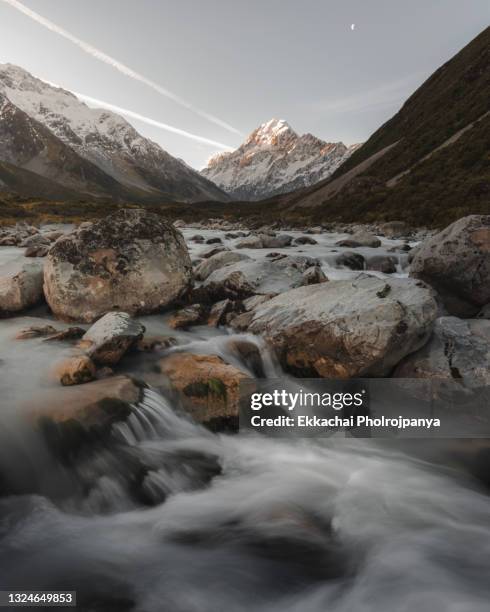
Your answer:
[351,23,356,31]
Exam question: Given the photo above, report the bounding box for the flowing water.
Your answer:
[1,227,489,612]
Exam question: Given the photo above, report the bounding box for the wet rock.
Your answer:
[225,231,247,239]
[201,246,229,259]
[202,256,313,301]
[236,234,293,249]
[208,299,232,327]
[300,266,328,286]
[205,237,223,245]
[194,251,251,281]
[78,312,145,365]
[294,236,318,245]
[366,255,398,274]
[135,335,177,352]
[335,252,365,270]
[236,235,264,249]
[53,355,96,386]
[15,324,57,340]
[43,209,192,322]
[388,243,412,253]
[394,317,490,392]
[337,231,381,248]
[43,327,86,342]
[24,245,49,258]
[229,311,254,332]
[28,376,141,453]
[95,367,115,380]
[0,259,44,315]
[190,234,205,242]
[158,353,251,427]
[226,339,265,377]
[248,274,437,378]
[410,215,490,317]
[169,304,205,329]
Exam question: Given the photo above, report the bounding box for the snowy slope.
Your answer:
[201,119,361,200]
[0,64,228,202]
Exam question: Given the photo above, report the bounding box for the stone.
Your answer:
[157,353,251,426]
[194,251,251,281]
[208,299,232,327]
[53,355,96,386]
[16,325,57,340]
[335,252,366,270]
[366,255,398,274]
[294,236,318,245]
[0,259,44,315]
[337,231,381,248]
[300,266,328,286]
[79,311,145,365]
[169,304,204,329]
[248,274,438,377]
[43,209,192,322]
[410,215,490,316]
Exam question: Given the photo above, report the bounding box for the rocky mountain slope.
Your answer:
[0,64,228,203]
[201,118,360,200]
[273,26,490,226]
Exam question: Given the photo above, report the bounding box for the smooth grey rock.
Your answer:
[248,274,438,377]
[0,258,44,315]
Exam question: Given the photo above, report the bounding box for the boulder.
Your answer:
[24,245,49,258]
[394,317,490,392]
[194,251,250,281]
[366,255,398,274]
[169,304,204,329]
[78,311,145,365]
[248,275,438,377]
[236,234,293,249]
[337,231,381,248]
[20,234,50,249]
[410,215,490,316]
[0,259,44,315]
[43,209,192,322]
[158,353,251,426]
[335,252,366,270]
[53,354,96,386]
[294,236,318,245]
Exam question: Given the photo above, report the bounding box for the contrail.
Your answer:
[2,0,243,136]
[73,91,234,150]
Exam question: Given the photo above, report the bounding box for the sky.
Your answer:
[0,0,489,169]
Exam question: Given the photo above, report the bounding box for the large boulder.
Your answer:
[394,317,490,392]
[248,274,438,377]
[0,259,44,315]
[79,311,145,365]
[410,215,490,316]
[43,209,192,322]
[157,353,251,427]
[194,251,250,281]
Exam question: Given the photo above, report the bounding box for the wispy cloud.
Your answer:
[73,91,234,150]
[313,71,428,116]
[2,0,243,136]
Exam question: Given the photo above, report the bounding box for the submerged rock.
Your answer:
[43,209,192,322]
[248,274,438,377]
[169,304,205,329]
[335,252,365,270]
[79,311,145,365]
[0,259,44,315]
[410,215,490,316]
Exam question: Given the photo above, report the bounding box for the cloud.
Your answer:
[2,0,243,136]
[314,71,428,116]
[73,91,234,150]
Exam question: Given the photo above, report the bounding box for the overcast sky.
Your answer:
[0,0,489,168]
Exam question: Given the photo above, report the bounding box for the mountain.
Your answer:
[201,118,360,200]
[275,26,490,226]
[0,64,229,203]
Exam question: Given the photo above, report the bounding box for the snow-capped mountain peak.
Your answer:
[201,118,361,200]
[0,63,228,202]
